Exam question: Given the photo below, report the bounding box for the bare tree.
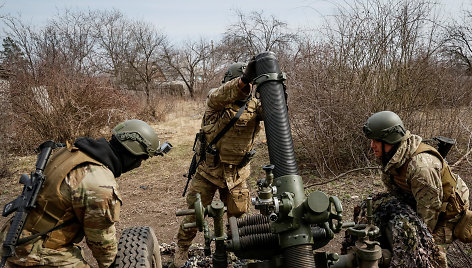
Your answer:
[199,40,224,93]
[162,38,215,98]
[2,16,38,78]
[288,0,456,175]
[126,21,167,112]
[3,9,98,79]
[443,10,472,75]
[1,10,133,153]
[222,10,297,59]
[47,9,96,74]
[91,9,132,83]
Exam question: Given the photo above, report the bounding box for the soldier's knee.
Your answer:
[227,188,250,216]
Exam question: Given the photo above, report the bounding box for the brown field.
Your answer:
[1,99,471,267]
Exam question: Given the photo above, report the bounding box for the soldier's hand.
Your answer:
[241,58,256,84]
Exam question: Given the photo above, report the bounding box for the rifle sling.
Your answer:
[15,219,75,246]
[207,98,249,149]
[183,96,250,197]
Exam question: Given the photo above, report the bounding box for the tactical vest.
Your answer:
[393,143,467,220]
[22,146,102,249]
[203,99,260,165]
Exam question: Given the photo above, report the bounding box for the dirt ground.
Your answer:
[1,99,472,267]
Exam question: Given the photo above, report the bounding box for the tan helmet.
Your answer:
[112,119,160,157]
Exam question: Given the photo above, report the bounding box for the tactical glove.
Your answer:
[240,58,256,84]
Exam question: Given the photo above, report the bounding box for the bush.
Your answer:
[7,68,137,154]
[285,0,472,177]
[130,90,177,123]
[0,79,13,177]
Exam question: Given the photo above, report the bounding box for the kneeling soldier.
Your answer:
[1,119,168,268]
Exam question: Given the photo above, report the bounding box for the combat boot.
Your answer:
[170,246,189,268]
[436,245,449,268]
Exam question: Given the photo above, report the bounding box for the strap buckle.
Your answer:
[253,72,286,85]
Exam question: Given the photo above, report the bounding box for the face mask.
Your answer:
[121,153,144,173]
[110,135,148,173]
[122,159,142,173]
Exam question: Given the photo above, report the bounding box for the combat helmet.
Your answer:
[112,119,160,157]
[222,62,246,83]
[363,111,406,144]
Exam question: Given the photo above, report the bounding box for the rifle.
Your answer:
[183,153,198,197]
[423,136,456,159]
[433,136,455,159]
[182,132,204,197]
[1,141,62,268]
[182,96,252,197]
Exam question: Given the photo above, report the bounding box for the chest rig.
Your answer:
[23,146,102,249]
[392,143,467,220]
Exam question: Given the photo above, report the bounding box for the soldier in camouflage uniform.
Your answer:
[172,61,262,268]
[363,111,470,267]
[0,119,164,268]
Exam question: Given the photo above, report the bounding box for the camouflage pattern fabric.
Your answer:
[343,193,444,268]
[381,133,469,242]
[198,78,262,189]
[177,172,249,249]
[177,78,262,249]
[0,164,121,268]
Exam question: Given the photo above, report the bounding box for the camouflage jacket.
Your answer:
[197,78,263,189]
[382,132,469,234]
[0,161,121,268]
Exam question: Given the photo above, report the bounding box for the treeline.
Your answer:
[288,0,472,176]
[1,0,472,178]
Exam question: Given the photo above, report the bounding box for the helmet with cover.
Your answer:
[363,111,406,144]
[222,62,246,83]
[112,119,160,157]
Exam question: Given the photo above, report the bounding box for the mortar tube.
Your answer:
[255,52,299,178]
[254,51,314,268]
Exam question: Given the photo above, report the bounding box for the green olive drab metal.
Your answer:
[112,119,160,157]
[175,52,407,268]
[363,111,406,144]
[222,62,246,84]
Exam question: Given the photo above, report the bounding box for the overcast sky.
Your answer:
[1,0,471,43]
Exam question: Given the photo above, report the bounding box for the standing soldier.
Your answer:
[0,119,168,268]
[362,111,471,267]
[172,61,262,267]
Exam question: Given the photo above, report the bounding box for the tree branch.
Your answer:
[305,166,381,188]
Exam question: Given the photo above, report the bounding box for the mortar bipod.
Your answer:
[175,193,228,267]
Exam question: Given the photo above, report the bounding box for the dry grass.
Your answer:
[1,98,472,267]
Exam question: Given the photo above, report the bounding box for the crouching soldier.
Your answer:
[363,111,472,267]
[1,119,168,268]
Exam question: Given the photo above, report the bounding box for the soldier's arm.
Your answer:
[408,153,443,231]
[207,78,250,111]
[71,165,121,268]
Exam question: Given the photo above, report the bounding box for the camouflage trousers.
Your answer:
[0,221,89,268]
[433,221,458,268]
[176,173,249,249]
[3,244,90,268]
[436,244,449,268]
[5,262,89,268]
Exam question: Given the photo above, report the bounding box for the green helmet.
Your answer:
[112,119,160,157]
[222,62,246,83]
[363,111,406,144]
